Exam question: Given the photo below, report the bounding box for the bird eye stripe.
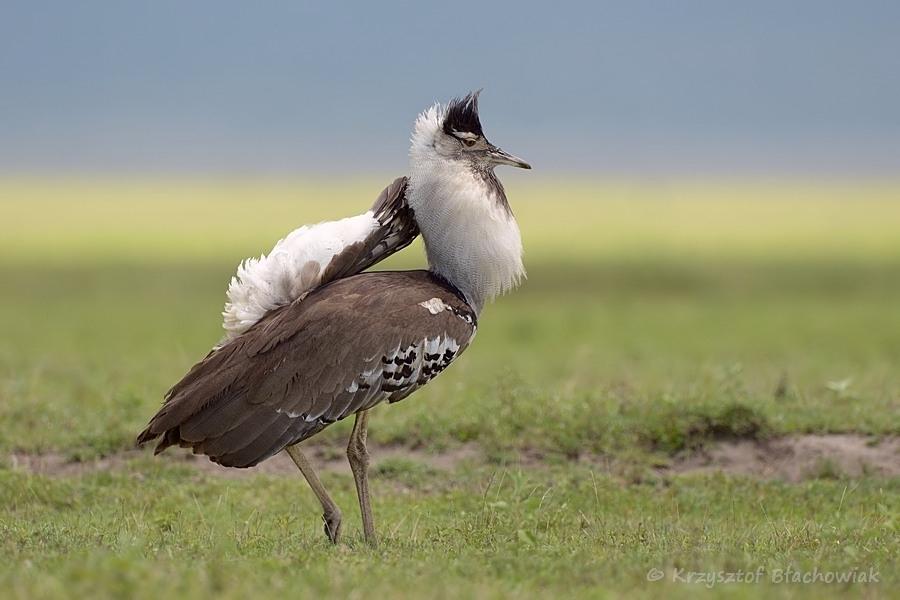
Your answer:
[451,130,479,140]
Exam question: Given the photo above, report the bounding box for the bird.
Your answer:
[136,91,531,544]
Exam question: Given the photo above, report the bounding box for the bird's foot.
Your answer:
[323,509,342,544]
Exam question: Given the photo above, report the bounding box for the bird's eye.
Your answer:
[462,138,476,147]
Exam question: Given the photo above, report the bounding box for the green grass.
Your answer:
[1,461,896,599]
[0,179,898,598]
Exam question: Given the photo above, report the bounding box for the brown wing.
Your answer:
[137,271,476,468]
[318,176,419,283]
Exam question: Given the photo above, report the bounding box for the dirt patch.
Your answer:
[666,434,900,482]
[7,450,143,478]
[6,435,898,482]
[173,443,482,480]
[7,443,481,480]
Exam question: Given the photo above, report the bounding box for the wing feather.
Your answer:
[221,177,418,342]
[137,271,476,468]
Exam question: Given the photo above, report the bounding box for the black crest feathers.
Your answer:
[442,90,484,137]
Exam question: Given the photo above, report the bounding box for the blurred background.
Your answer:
[1,2,899,595]
[3,1,900,175]
[2,0,899,448]
[2,0,900,445]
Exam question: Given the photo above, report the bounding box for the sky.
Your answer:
[1,1,898,176]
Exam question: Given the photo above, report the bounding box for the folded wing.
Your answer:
[137,271,477,468]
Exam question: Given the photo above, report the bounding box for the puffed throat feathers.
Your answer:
[405,104,525,313]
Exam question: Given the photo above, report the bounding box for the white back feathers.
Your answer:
[222,212,380,340]
[219,177,417,344]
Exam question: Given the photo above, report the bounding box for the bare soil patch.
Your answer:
[6,435,897,482]
[7,443,481,480]
[666,434,900,482]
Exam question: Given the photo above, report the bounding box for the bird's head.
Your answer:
[410,90,531,173]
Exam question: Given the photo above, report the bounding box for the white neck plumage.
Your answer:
[406,109,525,313]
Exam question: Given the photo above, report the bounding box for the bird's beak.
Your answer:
[488,145,531,169]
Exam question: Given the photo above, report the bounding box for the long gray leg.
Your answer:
[284,444,342,543]
[347,410,376,544]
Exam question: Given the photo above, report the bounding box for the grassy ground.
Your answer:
[1,178,898,598]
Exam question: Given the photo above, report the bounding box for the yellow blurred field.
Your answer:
[3,178,900,264]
